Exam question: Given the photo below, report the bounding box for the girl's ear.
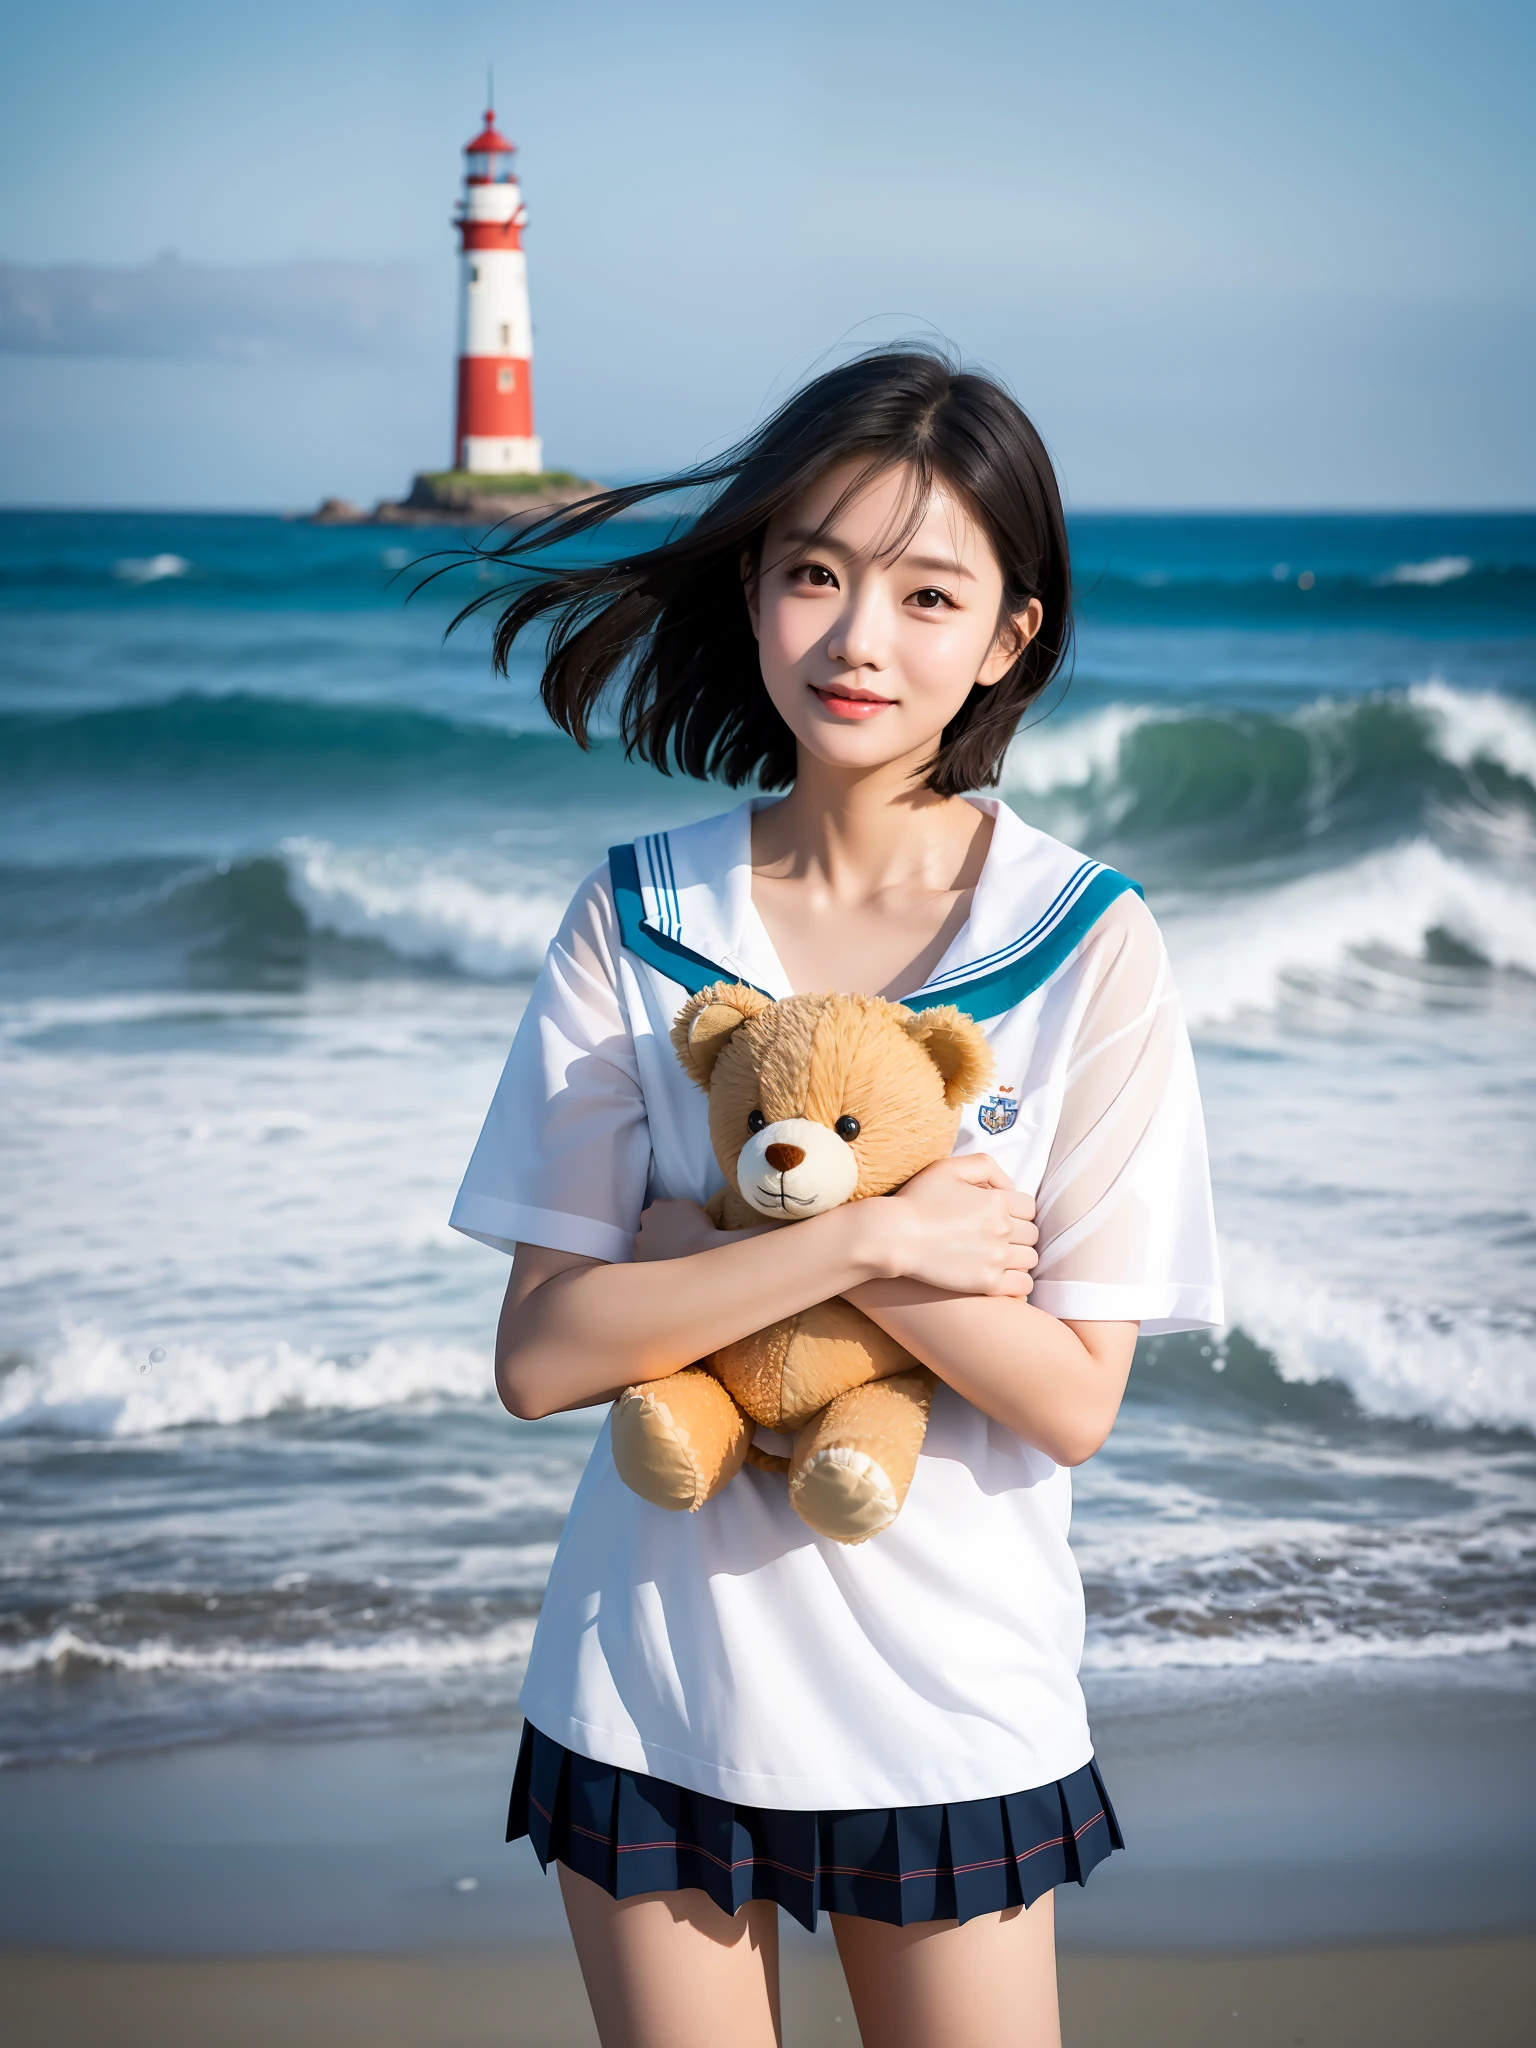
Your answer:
[976,596,1044,689]
[671,983,774,1090]
[741,548,762,641]
[901,1005,995,1108]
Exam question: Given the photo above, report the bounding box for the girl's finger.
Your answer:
[947,1153,1015,1190]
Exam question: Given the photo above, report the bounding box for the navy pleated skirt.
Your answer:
[508,1721,1122,1931]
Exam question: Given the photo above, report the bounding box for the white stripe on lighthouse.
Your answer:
[459,250,533,360]
[460,435,544,473]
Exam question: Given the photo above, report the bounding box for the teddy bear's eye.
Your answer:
[747,1109,767,1134]
[834,1115,861,1142]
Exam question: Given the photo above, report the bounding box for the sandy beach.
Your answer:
[4,1671,1532,2043]
[6,1936,1535,2047]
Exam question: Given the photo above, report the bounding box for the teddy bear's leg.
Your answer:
[787,1369,937,1545]
[610,1369,753,1513]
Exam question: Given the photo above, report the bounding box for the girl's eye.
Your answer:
[794,562,838,588]
[834,1115,861,1142]
[747,1109,767,1133]
[910,587,954,610]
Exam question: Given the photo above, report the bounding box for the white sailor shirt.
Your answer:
[452,795,1223,1810]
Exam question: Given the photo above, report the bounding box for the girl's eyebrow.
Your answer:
[903,553,975,580]
[780,528,975,581]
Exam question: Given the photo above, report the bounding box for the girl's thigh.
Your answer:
[557,1863,783,2048]
[831,1889,1060,2048]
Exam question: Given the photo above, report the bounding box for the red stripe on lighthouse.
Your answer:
[459,220,524,251]
[456,357,535,442]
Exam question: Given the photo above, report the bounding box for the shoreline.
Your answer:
[3,1663,1532,1959]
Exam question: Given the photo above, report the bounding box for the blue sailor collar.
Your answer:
[609,797,1142,1023]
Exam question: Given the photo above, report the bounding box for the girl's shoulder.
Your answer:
[905,801,1163,1025]
[545,798,755,998]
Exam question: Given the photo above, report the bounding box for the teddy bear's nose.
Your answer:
[764,1143,805,1172]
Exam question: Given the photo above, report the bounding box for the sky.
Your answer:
[1,0,1532,509]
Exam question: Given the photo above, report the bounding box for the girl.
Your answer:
[451,350,1222,2047]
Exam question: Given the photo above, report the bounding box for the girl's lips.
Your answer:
[810,684,895,721]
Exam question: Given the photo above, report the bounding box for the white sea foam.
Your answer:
[1378,555,1474,587]
[0,1328,494,1438]
[1083,1621,1536,1673]
[999,704,1156,796]
[1220,1237,1536,1435]
[284,838,567,978]
[112,553,190,584]
[1168,837,1536,1027]
[0,989,297,1047]
[1408,678,1536,787]
[0,1618,536,1679]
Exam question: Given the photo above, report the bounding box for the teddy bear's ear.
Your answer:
[670,983,774,1090]
[901,1005,994,1108]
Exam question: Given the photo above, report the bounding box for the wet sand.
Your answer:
[6,1936,1534,2046]
[4,1669,1532,2042]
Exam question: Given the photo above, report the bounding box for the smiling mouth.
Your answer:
[810,683,894,721]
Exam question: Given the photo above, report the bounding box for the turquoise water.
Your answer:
[1,508,1533,1762]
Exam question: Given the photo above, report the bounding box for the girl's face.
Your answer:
[747,460,1041,784]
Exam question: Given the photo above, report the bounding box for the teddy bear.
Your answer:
[609,982,994,1545]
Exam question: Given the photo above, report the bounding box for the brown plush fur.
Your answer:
[610,986,993,1544]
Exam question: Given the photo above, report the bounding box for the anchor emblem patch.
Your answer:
[977,1086,1019,1136]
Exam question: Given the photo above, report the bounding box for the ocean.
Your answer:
[1,507,1533,1770]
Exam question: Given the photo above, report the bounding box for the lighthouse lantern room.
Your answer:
[453,105,542,476]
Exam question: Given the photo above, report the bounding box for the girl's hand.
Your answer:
[632,1198,720,1263]
[859,1154,1038,1297]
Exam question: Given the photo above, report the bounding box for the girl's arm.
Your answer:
[838,1158,1136,1463]
[840,1279,1137,1467]
[494,1153,1038,1420]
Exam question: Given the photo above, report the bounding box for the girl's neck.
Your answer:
[750,750,991,907]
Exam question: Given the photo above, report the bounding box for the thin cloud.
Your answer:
[0,254,442,360]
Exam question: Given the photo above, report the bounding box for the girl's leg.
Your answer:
[830,1889,1060,2048]
[557,1863,783,2048]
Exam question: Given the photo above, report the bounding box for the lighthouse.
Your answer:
[452,103,542,476]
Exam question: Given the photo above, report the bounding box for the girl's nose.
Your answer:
[826,589,889,671]
[764,1143,805,1172]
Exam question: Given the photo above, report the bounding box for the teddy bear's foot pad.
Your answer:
[611,1368,752,1513]
[790,1447,901,1543]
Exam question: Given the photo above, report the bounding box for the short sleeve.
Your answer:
[449,863,651,1264]
[1027,892,1223,1335]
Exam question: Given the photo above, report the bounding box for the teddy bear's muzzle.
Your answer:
[736,1116,860,1219]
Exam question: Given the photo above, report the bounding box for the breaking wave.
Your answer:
[1166,837,1536,1026]
[11,1246,1534,1444]
[1407,678,1536,786]
[0,1328,494,1438]
[283,838,567,979]
[1217,1238,1536,1436]
[6,681,1535,822]
[1001,681,1536,850]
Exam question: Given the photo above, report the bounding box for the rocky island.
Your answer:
[310,469,600,528]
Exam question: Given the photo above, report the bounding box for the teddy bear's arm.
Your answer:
[610,1368,753,1513]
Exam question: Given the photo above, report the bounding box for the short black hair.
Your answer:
[456,346,1072,796]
